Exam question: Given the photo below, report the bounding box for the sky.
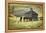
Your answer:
[9,3,43,17]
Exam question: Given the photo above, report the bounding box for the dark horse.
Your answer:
[23,17,32,22]
[20,17,32,22]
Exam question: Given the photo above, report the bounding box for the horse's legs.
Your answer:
[20,17,22,22]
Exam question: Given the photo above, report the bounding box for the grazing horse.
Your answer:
[23,17,32,22]
[16,17,20,22]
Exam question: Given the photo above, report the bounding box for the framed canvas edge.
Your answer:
[5,0,8,33]
[5,0,45,32]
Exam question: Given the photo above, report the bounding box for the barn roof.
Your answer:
[13,8,38,17]
[24,11,38,17]
[13,10,38,17]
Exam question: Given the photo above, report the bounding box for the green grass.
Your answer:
[8,17,43,30]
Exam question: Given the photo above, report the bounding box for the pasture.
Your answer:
[8,16,43,30]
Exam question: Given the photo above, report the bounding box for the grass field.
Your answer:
[8,16,43,30]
